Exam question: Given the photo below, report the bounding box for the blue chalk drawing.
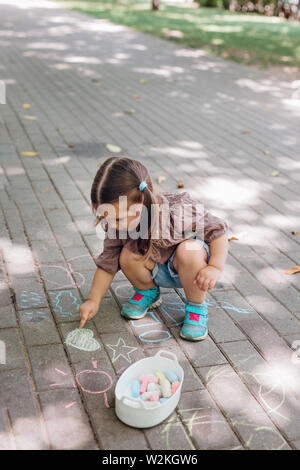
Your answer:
[20,290,45,308]
[129,310,162,328]
[22,310,48,323]
[139,329,172,343]
[49,290,80,319]
[206,298,253,314]
[130,310,172,343]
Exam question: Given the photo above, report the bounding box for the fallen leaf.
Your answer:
[284,265,300,275]
[97,162,102,167]
[271,170,280,177]
[228,236,239,241]
[41,189,52,193]
[177,180,184,188]
[106,144,121,153]
[23,115,37,120]
[157,175,166,184]
[134,94,141,99]
[124,109,135,115]
[22,104,31,109]
[139,78,147,84]
[291,230,297,235]
[21,151,38,157]
[263,150,270,155]
[68,144,75,148]
[241,130,251,134]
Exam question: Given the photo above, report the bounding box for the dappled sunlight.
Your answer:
[26,42,69,50]
[133,65,184,78]
[41,156,71,166]
[1,240,36,276]
[194,177,261,209]
[230,224,280,246]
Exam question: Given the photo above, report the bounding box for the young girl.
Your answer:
[79,157,229,341]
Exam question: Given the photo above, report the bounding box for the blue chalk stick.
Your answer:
[159,398,169,404]
[131,380,140,398]
[166,370,179,383]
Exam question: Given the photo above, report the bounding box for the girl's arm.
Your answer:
[194,234,228,291]
[79,267,116,328]
[208,233,228,271]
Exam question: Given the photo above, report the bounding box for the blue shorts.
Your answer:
[150,238,210,289]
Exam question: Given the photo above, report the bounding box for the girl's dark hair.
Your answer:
[91,157,158,258]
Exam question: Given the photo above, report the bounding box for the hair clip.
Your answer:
[139,180,147,191]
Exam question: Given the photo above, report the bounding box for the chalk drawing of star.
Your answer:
[106,337,137,364]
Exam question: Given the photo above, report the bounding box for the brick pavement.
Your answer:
[0,0,300,450]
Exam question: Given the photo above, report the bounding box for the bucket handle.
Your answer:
[155,350,178,363]
[120,396,147,409]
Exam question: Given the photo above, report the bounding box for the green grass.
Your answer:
[56,0,300,67]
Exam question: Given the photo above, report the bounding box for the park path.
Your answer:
[0,0,300,450]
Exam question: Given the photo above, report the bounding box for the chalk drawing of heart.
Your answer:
[65,328,101,352]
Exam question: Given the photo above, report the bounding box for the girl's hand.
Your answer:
[193,265,221,291]
[79,299,99,328]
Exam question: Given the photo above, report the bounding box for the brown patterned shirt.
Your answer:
[95,191,228,273]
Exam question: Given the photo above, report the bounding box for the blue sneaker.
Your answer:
[121,286,162,320]
[180,300,208,341]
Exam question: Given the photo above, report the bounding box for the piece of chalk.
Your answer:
[171,381,180,395]
[140,391,154,401]
[166,371,179,383]
[140,375,158,384]
[147,382,161,396]
[160,398,169,404]
[160,378,172,398]
[149,393,159,402]
[155,371,166,384]
[140,379,149,395]
[131,380,140,398]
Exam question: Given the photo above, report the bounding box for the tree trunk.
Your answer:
[152,0,160,10]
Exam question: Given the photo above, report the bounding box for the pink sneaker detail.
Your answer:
[132,293,143,301]
[189,312,200,322]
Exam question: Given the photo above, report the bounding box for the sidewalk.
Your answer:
[0,0,300,450]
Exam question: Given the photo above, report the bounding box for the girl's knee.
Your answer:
[119,246,142,270]
[174,240,208,267]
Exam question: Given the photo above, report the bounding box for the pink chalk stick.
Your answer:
[139,376,158,394]
[149,393,159,402]
[139,376,158,384]
[140,379,149,395]
[171,381,180,395]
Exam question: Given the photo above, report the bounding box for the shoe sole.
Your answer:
[120,296,163,320]
[179,329,208,342]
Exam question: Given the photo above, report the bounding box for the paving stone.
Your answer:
[12,278,48,311]
[93,296,130,335]
[28,344,75,391]
[0,369,47,449]
[101,331,145,375]
[0,305,17,328]
[177,390,240,449]
[93,407,149,450]
[18,308,60,346]
[59,321,108,364]
[197,364,291,450]
[48,288,81,323]
[237,317,292,361]
[0,328,27,370]
[172,328,228,368]
[144,411,195,450]
[39,389,98,450]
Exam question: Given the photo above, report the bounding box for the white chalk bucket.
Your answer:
[115,350,184,428]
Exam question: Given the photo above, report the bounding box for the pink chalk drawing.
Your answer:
[65,402,76,409]
[38,254,95,290]
[75,360,114,409]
